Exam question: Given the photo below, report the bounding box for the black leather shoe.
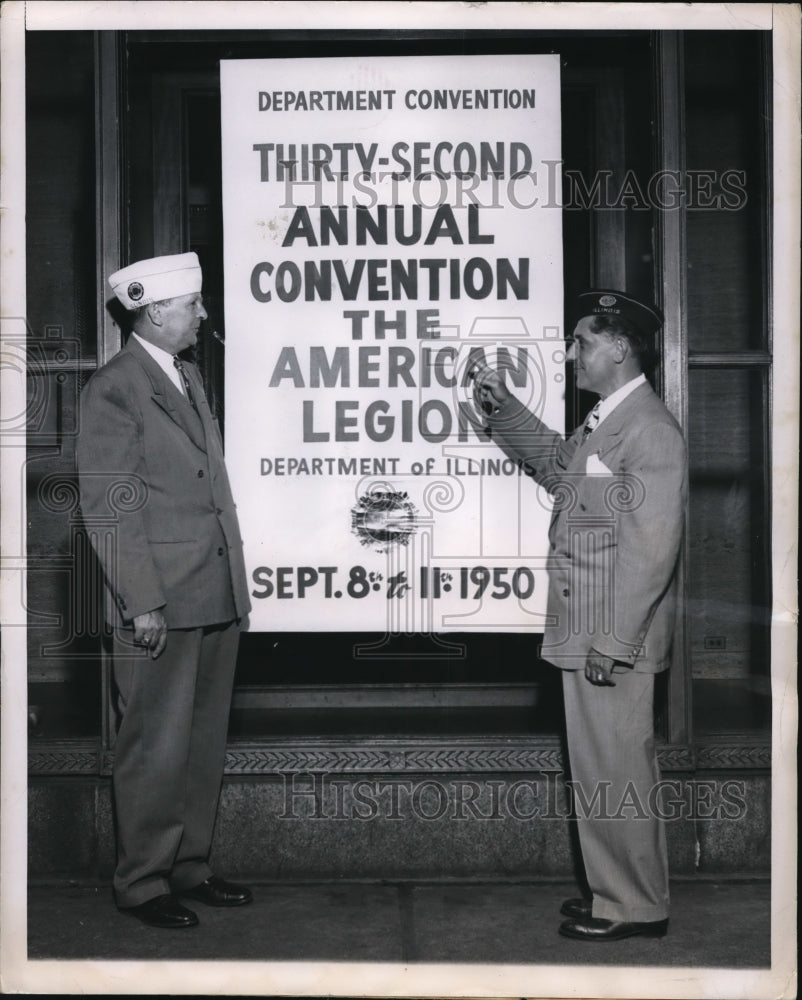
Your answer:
[123,894,199,928]
[180,875,253,907]
[559,916,668,941]
[560,897,593,920]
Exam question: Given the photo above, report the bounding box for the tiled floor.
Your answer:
[27,877,770,967]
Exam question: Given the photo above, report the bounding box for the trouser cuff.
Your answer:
[169,862,214,893]
[115,877,171,909]
[593,901,669,923]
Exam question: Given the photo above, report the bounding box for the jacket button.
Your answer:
[216,507,223,515]
[562,588,570,597]
[217,547,225,556]
[197,470,205,478]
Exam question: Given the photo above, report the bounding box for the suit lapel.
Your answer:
[182,360,224,456]
[582,381,655,454]
[124,337,207,452]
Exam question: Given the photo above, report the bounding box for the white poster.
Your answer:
[221,54,564,632]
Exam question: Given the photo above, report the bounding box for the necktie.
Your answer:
[583,401,601,437]
[173,357,197,411]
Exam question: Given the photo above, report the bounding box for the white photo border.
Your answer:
[1,2,798,997]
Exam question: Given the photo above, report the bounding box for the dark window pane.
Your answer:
[685,32,769,351]
[26,32,97,361]
[27,371,102,740]
[687,367,771,733]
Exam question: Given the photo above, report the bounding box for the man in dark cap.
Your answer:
[471,290,687,941]
[78,252,252,928]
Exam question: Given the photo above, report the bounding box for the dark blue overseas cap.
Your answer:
[575,290,663,336]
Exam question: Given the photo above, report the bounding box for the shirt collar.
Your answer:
[131,332,185,394]
[131,331,175,368]
[596,373,646,428]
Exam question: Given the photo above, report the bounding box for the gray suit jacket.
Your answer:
[77,336,251,629]
[486,381,687,672]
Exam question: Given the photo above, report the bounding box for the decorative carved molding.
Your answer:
[401,746,565,772]
[696,743,772,770]
[28,738,771,776]
[28,744,101,774]
[657,746,696,771]
[224,744,567,775]
[225,748,395,774]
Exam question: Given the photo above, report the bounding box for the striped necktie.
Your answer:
[582,401,601,437]
[173,357,197,411]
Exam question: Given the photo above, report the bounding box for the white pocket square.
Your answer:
[586,453,613,476]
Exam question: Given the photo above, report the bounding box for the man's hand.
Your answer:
[585,648,616,686]
[132,609,168,659]
[469,361,511,415]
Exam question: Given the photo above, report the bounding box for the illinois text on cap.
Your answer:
[576,289,663,335]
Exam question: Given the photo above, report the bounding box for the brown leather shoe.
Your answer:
[123,894,199,928]
[559,916,668,941]
[181,875,253,907]
[560,897,592,920]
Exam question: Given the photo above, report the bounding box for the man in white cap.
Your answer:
[77,252,252,928]
[471,290,687,942]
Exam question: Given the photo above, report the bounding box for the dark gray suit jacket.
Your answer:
[77,336,251,629]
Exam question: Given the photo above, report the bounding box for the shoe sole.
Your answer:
[559,923,668,942]
[123,911,199,929]
[181,894,253,907]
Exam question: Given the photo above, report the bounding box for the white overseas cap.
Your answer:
[109,252,202,310]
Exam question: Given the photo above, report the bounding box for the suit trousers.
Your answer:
[561,667,669,923]
[111,621,239,908]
